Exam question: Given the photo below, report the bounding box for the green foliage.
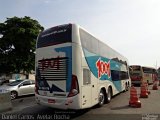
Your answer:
[0,16,44,74]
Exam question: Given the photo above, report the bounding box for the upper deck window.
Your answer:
[37,24,72,48]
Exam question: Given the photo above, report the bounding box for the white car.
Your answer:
[0,79,35,99]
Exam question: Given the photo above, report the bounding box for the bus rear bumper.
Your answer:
[35,94,81,110]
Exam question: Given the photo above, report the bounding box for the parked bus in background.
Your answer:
[129,65,157,85]
[35,23,131,110]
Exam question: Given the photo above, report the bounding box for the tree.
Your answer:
[0,16,44,74]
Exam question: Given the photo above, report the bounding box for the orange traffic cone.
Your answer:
[144,82,150,94]
[152,80,158,90]
[129,85,141,108]
[140,82,148,98]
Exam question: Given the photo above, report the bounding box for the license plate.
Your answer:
[48,99,55,103]
[43,91,47,96]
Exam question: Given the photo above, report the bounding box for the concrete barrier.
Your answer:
[0,89,12,112]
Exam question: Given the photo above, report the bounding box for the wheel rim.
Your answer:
[125,84,128,91]
[108,89,111,101]
[11,92,16,99]
[99,92,104,105]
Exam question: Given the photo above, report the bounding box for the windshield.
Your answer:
[37,24,72,48]
[130,65,141,71]
[129,66,142,76]
[8,80,23,86]
[142,67,156,73]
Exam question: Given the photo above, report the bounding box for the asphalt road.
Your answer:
[1,85,160,120]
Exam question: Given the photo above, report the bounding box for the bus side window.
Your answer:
[83,68,91,85]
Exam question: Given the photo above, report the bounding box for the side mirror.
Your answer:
[18,84,23,88]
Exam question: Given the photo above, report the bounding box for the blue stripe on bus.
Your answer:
[83,48,122,91]
[112,81,121,92]
[55,46,72,92]
[36,77,65,93]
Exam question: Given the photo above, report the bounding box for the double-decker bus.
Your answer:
[35,23,131,110]
[129,65,157,85]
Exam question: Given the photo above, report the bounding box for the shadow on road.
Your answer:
[110,105,131,110]
[12,94,35,100]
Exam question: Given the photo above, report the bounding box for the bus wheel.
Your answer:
[125,83,128,91]
[106,87,112,103]
[147,80,149,85]
[98,89,105,107]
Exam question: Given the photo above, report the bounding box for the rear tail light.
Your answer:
[48,99,55,103]
[68,75,79,97]
[131,76,142,81]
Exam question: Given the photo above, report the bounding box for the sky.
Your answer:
[0,0,160,68]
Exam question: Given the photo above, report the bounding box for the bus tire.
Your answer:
[106,87,112,103]
[128,81,130,88]
[124,83,128,92]
[147,80,149,85]
[98,89,105,107]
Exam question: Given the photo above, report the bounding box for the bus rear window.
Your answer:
[142,67,155,73]
[130,66,141,71]
[37,24,72,48]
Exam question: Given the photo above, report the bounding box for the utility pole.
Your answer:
[156,61,157,69]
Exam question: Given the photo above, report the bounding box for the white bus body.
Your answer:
[35,24,131,110]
